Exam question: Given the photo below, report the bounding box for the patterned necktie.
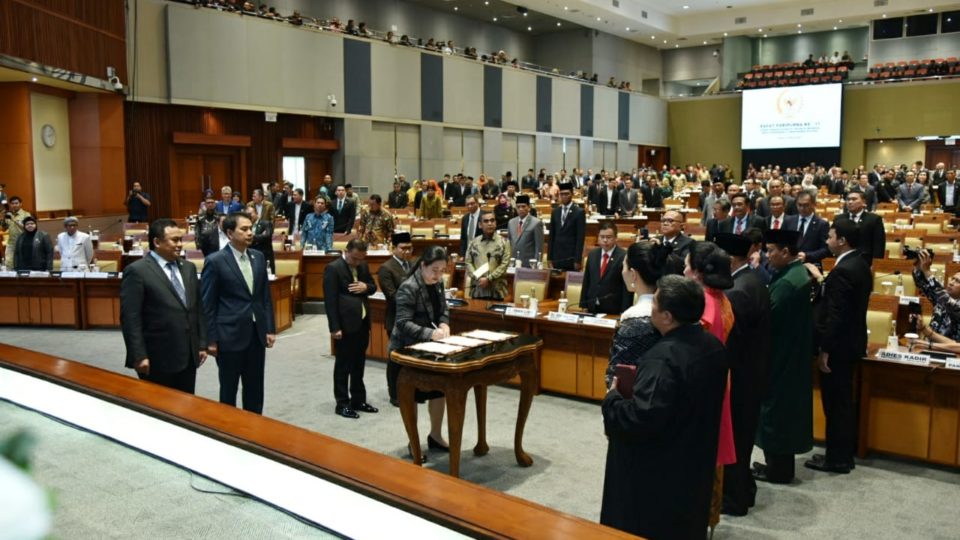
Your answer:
[773,218,780,230]
[166,262,186,305]
[600,252,609,278]
[239,252,254,293]
[735,218,743,235]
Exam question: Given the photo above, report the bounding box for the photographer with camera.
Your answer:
[125,181,151,223]
[1,196,32,268]
[911,248,960,342]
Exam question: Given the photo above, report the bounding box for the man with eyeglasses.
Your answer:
[659,210,694,259]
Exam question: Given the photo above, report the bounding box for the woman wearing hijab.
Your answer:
[493,193,516,231]
[13,216,53,271]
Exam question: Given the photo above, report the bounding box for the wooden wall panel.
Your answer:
[0,0,126,81]
[125,103,337,220]
[69,93,127,215]
[0,83,35,211]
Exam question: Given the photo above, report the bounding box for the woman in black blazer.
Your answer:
[388,246,450,460]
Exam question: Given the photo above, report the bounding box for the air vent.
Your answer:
[874,0,888,6]
[612,0,619,7]
[735,16,747,24]
[642,10,648,19]
[801,8,814,16]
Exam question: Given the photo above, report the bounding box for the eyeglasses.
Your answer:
[481,219,496,223]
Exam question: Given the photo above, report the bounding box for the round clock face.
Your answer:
[41,124,56,148]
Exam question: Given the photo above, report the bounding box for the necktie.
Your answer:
[401,260,408,273]
[600,252,609,278]
[338,199,343,212]
[518,218,524,236]
[469,214,476,238]
[799,217,808,237]
[351,265,366,319]
[166,262,186,305]
[561,207,568,227]
[239,252,254,294]
[773,218,780,230]
[735,218,743,235]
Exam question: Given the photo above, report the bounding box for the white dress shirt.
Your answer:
[57,231,94,270]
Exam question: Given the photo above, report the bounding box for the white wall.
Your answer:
[662,45,722,82]
[864,139,926,170]
[30,93,72,212]
[869,32,960,66]
[592,33,662,88]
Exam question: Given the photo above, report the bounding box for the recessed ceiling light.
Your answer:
[797,24,802,27]
[763,34,767,38]
[929,8,934,12]
[651,35,656,39]
[758,28,763,32]
[484,1,489,4]
[493,17,497,22]
[675,44,680,48]
[556,21,561,26]
[703,40,707,44]
[797,30,802,34]
[723,32,728,36]
[527,26,532,31]
[596,17,601,21]
[523,12,527,17]
[626,27,630,31]
[882,14,886,18]
[31,77,37,82]
[683,5,689,8]
[663,39,667,43]
[563,6,568,10]
[833,26,838,30]
[453,6,458,11]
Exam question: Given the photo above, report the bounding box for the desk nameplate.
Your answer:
[582,316,617,329]
[546,312,581,324]
[504,307,537,319]
[877,349,931,366]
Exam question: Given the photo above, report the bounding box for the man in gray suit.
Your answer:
[897,171,925,213]
[618,178,640,217]
[507,195,544,268]
[121,218,207,393]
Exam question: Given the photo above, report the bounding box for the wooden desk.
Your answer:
[391,334,542,477]
[0,275,293,334]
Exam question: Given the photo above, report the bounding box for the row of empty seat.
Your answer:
[865,58,960,81]
[739,65,849,89]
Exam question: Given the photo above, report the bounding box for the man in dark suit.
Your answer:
[548,182,586,271]
[868,164,883,186]
[705,199,731,241]
[387,181,409,210]
[714,233,771,516]
[507,195,544,267]
[930,162,948,190]
[848,174,877,211]
[459,195,482,257]
[520,168,538,191]
[595,177,621,217]
[249,205,275,274]
[121,219,207,393]
[718,194,763,235]
[198,214,228,257]
[284,188,311,236]
[659,210,694,259]
[446,176,469,206]
[378,232,413,407]
[640,176,663,208]
[896,171,925,213]
[836,191,885,264]
[324,239,378,419]
[936,170,959,214]
[794,192,831,266]
[618,178,639,217]
[201,212,276,414]
[755,180,797,217]
[579,222,630,315]
[806,218,872,474]
[760,195,798,233]
[331,185,356,234]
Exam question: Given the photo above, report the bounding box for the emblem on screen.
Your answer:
[776,89,804,118]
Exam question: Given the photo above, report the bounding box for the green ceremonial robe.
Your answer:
[755,259,814,455]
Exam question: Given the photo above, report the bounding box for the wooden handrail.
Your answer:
[0,344,633,539]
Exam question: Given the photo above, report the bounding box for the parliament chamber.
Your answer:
[1,0,960,538]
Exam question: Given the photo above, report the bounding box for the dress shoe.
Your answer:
[751,462,792,484]
[720,505,748,517]
[804,454,851,474]
[427,435,450,452]
[354,402,379,413]
[390,397,400,407]
[335,406,359,419]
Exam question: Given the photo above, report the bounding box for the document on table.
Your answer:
[440,336,488,348]
[461,330,515,342]
[408,341,466,355]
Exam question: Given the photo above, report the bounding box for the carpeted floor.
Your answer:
[1,319,958,539]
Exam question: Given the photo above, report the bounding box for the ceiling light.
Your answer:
[596,17,602,21]
[651,35,656,39]
[527,26,532,31]
[484,1,489,4]
[31,77,37,82]
[838,19,843,23]
[663,39,667,43]
[683,5,689,8]
[929,8,934,12]
[675,44,680,48]
[763,34,768,38]
[626,27,630,31]
[703,40,708,44]
[453,6,458,11]
[492,16,497,21]
[563,6,568,10]
[556,21,561,26]
[523,12,527,17]
[723,32,728,36]
[833,26,838,30]
[882,14,887,18]
[797,24,802,27]
[758,28,763,32]
[797,30,802,34]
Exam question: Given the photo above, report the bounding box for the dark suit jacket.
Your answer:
[121,256,206,374]
[640,185,663,208]
[285,201,313,233]
[937,181,960,214]
[619,189,639,216]
[198,227,224,258]
[815,250,872,361]
[251,219,274,264]
[724,265,771,407]
[548,204,586,269]
[445,183,469,206]
[201,247,275,352]
[330,198,356,234]
[761,214,799,233]
[595,188,621,216]
[662,233,694,260]
[796,214,831,264]
[579,246,630,315]
[387,190,408,209]
[836,212,886,263]
[459,210,483,256]
[705,218,722,242]
[377,256,408,337]
[718,215,763,235]
[849,185,877,211]
[323,256,377,334]
[755,195,798,217]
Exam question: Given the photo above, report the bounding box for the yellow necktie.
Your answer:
[351,266,366,319]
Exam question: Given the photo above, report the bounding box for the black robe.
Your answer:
[601,323,728,540]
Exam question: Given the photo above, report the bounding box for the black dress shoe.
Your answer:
[335,406,359,419]
[804,454,851,474]
[389,398,400,407]
[751,462,792,484]
[354,403,379,413]
[720,505,748,517]
[427,435,450,452]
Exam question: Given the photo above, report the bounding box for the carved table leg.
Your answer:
[397,370,422,466]
[514,355,535,467]
[445,385,468,477]
[473,384,489,456]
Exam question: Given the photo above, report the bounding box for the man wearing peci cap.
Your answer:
[56,216,95,270]
[714,233,771,516]
[378,231,414,406]
[507,195,544,268]
[548,182,586,271]
[753,228,814,485]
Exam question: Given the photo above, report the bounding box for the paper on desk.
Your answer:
[408,341,465,355]
[440,336,488,348]
[461,329,514,342]
[472,262,490,279]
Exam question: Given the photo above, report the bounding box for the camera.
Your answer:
[903,246,930,260]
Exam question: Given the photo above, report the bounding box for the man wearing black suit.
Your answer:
[331,185,356,234]
[848,174,877,211]
[718,194,763,235]
[868,164,883,187]
[706,199,731,241]
[806,218,872,474]
[446,176,469,206]
[324,239,378,419]
[714,233,771,516]
[836,191,885,264]
[579,223,630,315]
[520,169,538,191]
[618,178,639,217]
[378,232,413,407]
[659,210,694,259]
[548,182,586,271]
[794,192,831,265]
[121,219,207,393]
[387,181,409,210]
[198,214,229,257]
[936,170,959,214]
[755,180,797,217]
[595,177,622,216]
[202,212,276,414]
[640,176,663,208]
[459,195,482,257]
[930,162,948,189]
[249,205,275,274]
[285,188,311,236]
[760,196,798,233]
